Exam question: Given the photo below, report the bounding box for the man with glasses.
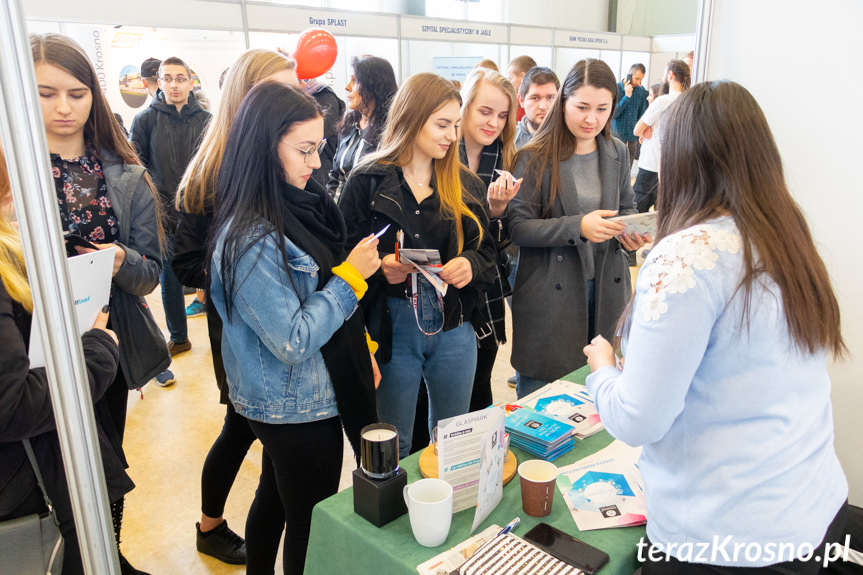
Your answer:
[130,56,210,385]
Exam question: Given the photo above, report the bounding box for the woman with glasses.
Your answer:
[173,48,299,566]
[339,73,497,460]
[207,81,380,575]
[31,33,167,575]
[326,55,397,201]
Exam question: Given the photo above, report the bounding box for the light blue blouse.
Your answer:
[587,216,847,567]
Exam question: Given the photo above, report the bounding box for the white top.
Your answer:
[637,91,681,172]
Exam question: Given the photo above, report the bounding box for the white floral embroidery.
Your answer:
[639,217,742,323]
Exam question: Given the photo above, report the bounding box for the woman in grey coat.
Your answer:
[509,59,650,398]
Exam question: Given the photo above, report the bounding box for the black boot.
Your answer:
[111,499,152,575]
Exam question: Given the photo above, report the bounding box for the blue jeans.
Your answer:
[160,235,188,344]
[378,283,477,460]
[516,280,596,399]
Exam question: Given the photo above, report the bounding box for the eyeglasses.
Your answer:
[160,76,189,85]
[283,138,327,164]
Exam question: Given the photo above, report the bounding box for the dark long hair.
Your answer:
[513,59,618,218]
[209,81,322,322]
[31,34,142,168]
[31,33,165,247]
[337,55,397,146]
[620,81,845,358]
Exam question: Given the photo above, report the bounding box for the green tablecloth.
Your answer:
[305,366,645,575]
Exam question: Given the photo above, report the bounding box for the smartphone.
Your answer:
[626,73,633,83]
[523,523,610,575]
[64,232,99,257]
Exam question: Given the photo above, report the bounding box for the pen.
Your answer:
[372,223,390,240]
[497,517,520,537]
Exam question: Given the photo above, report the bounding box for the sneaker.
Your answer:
[154,370,176,387]
[168,339,192,356]
[507,375,517,388]
[196,520,246,565]
[185,299,206,317]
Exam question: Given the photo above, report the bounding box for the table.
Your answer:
[305,366,645,575]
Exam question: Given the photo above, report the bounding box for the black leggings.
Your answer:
[200,400,257,518]
[244,416,343,575]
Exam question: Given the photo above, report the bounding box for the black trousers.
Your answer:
[469,345,498,412]
[633,168,659,213]
[200,400,257,518]
[642,501,853,575]
[244,416,343,575]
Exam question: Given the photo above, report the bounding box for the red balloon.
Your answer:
[293,28,338,80]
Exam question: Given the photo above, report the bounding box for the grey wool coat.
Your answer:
[508,135,637,382]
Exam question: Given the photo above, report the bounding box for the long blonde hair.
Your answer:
[178,49,296,215]
[460,67,518,170]
[0,147,32,312]
[361,73,483,253]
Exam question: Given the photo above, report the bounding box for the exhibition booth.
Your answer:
[23,1,692,128]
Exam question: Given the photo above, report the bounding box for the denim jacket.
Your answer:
[210,222,359,423]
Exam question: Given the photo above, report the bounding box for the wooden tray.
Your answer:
[418,445,518,485]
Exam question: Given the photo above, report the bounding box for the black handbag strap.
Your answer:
[22,439,57,520]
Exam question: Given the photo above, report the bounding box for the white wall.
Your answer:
[706,0,863,504]
[507,0,609,32]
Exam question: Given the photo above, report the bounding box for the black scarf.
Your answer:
[277,178,379,460]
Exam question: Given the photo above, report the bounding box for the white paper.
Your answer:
[415,524,500,575]
[437,407,505,516]
[400,248,448,296]
[607,211,658,237]
[556,440,647,531]
[471,409,506,533]
[29,247,115,369]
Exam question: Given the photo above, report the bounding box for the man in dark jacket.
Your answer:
[130,56,210,381]
[303,78,345,189]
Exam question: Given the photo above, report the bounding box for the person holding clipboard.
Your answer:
[31,33,168,574]
[339,73,497,460]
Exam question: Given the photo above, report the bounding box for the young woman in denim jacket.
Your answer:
[173,48,299,565]
[208,81,380,575]
[32,33,167,575]
[339,73,497,460]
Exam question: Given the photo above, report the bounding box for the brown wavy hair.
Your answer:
[360,73,483,253]
[513,59,618,218]
[30,33,165,248]
[619,81,846,358]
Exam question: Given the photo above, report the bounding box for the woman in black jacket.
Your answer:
[326,55,397,201]
[0,147,129,575]
[339,73,496,459]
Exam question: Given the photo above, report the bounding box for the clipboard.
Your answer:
[29,247,115,369]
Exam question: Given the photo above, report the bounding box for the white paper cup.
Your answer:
[402,478,453,547]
